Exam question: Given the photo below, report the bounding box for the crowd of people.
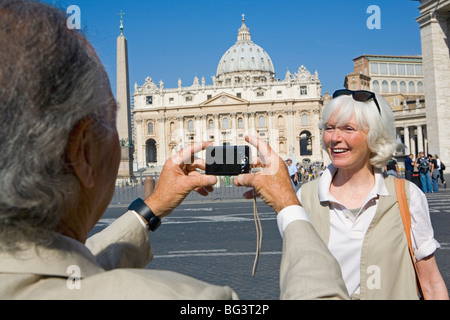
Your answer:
[404,152,446,193]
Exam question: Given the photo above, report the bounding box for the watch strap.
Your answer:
[128,198,161,231]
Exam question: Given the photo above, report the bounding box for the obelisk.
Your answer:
[116,11,133,179]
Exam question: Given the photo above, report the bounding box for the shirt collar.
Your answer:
[318,164,389,203]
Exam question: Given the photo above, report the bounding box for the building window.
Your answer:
[256,91,264,97]
[278,115,284,127]
[391,81,398,93]
[207,94,212,100]
[169,97,174,104]
[222,117,229,129]
[236,93,242,98]
[398,64,406,75]
[147,122,154,134]
[208,119,214,130]
[299,131,312,156]
[398,81,406,92]
[301,114,308,126]
[388,63,397,75]
[300,86,307,95]
[187,120,194,132]
[372,80,380,92]
[379,63,388,74]
[408,81,415,93]
[258,115,265,128]
[238,117,243,129]
[415,64,423,75]
[185,96,193,102]
[382,80,389,93]
[407,64,415,75]
[146,96,153,105]
[370,62,379,74]
[417,81,424,92]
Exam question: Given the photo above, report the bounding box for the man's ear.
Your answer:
[66,118,95,189]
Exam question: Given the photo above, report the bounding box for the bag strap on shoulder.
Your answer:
[394,177,426,299]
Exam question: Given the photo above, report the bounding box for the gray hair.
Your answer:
[0,0,116,251]
[319,93,398,168]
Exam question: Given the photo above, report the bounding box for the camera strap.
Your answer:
[252,188,262,277]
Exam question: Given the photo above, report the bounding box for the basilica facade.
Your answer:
[132,17,328,170]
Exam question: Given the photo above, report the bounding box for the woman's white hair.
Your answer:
[319,93,398,168]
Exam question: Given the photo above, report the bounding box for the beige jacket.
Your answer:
[0,210,348,300]
[300,175,418,299]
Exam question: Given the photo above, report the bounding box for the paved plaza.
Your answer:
[96,175,450,300]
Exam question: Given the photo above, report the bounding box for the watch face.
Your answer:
[146,96,153,105]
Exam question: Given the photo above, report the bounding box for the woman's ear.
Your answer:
[66,118,95,189]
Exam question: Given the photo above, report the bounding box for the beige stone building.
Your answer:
[132,17,328,170]
[415,0,450,164]
[345,54,428,157]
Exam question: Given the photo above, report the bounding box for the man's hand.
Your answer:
[234,135,300,214]
[144,141,217,218]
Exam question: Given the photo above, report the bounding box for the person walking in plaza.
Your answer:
[286,158,298,189]
[384,156,399,177]
[435,154,446,188]
[429,154,440,193]
[404,153,415,182]
[417,151,433,193]
[297,89,448,299]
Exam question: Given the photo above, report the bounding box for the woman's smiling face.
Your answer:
[323,112,371,172]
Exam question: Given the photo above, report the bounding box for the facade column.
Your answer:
[409,126,417,157]
[417,7,450,163]
[231,113,237,145]
[195,115,202,143]
[177,116,185,150]
[158,117,167,165]
[417,125,424,154]
[135,119,144,168]
[268,111,275,149]
[214,114,220,145]
[403,125,410,155]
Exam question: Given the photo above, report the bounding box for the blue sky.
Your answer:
[44,0,423,96]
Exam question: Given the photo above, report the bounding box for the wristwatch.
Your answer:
[128,198,161,231]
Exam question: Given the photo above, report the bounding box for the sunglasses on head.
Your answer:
[332,89,381,115]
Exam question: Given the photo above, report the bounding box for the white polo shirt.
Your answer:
[280,165,440,297]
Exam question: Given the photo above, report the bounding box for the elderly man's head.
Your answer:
[0,0,120,249]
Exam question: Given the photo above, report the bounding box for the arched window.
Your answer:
[301,114,308,126]
[237,117,243,129]
[391,81,398,93]
[299,131,312,156]
[417,81,424,92]
[278,115,284,127]
[208,119,214,130]
[400,81,406,92]
[408,81,415,93]
[258,115,265,127]
[222,117,229,129]
[170,121,175,133]
[146,139,157,164]
[187,120,194,132]
[372,80,380,93]
[381,80,389,93]
[147,122,154,134]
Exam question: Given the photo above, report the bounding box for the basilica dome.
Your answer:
[216,16,275,84]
